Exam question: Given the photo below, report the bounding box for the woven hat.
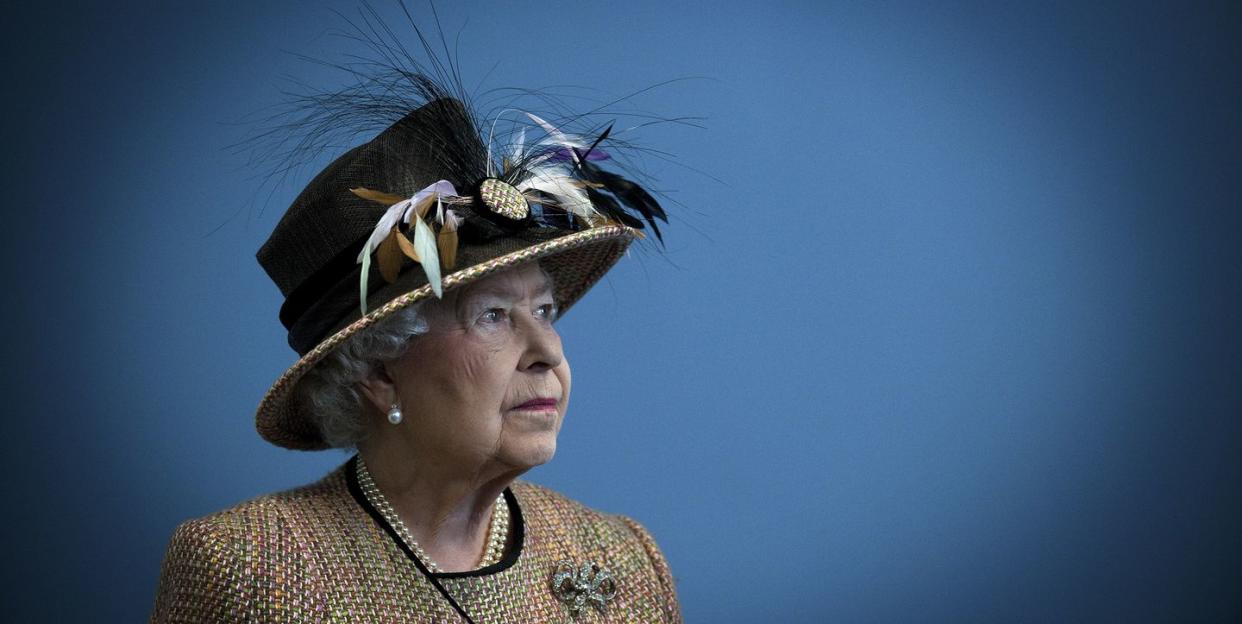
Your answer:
[254,95,666,450]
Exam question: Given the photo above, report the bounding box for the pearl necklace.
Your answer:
[356,457,510,573]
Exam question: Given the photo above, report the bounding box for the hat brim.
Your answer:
[255,225,638,450]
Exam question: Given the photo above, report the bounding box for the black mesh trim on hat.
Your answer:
[287,263,374,356]
[279,235,368,332]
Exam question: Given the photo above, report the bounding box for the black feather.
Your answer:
[576,158,667,243]
[584,187,645,230]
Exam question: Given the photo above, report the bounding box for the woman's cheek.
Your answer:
[556,361,572,412]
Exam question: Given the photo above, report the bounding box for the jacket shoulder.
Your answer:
[150,467,348,623]
[190,465,349,530]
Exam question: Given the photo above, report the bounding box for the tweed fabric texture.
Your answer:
[151,459,681,623]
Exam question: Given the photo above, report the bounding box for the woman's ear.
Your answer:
[356,362,398,417]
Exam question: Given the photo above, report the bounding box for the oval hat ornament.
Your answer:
[478,178,530,220]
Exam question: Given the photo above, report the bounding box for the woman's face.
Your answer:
[383,263,570,473]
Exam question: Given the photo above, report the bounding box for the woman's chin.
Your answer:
[499,437,558,471]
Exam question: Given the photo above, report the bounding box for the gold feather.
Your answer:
[350,187,406,206]
[438,227,459,270]
[395,229,420,262]
[377,229,404,283]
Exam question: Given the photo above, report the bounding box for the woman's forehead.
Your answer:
[418,264,555,324]
[460,264,554,301]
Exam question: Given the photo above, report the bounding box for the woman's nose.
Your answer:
[517,314,563,372]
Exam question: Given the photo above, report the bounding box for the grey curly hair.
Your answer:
[293,302,430,449]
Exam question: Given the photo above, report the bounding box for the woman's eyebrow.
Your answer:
[464,280,555,303]
[455,290,532,317]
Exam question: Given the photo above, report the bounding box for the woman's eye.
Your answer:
[535,303,558,320]
[481,308,506,323]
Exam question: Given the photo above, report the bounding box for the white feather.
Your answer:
[356,200,412,264]
[525,112,587,149]
[411,213,442,298]
[355,198,412,314]
[518,164,597,218]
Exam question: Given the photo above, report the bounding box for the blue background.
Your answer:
[4,1,1240,621]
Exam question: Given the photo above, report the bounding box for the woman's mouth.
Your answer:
[512,398,558,411]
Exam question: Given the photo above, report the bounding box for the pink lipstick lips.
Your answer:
[513,398,558,411]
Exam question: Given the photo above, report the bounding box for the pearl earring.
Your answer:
[387,403,403,425]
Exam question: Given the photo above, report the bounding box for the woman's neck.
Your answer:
[356,442,518,572]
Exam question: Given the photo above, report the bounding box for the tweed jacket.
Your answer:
[151,457,681,623]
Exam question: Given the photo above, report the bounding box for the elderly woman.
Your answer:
[150,71,681,621]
